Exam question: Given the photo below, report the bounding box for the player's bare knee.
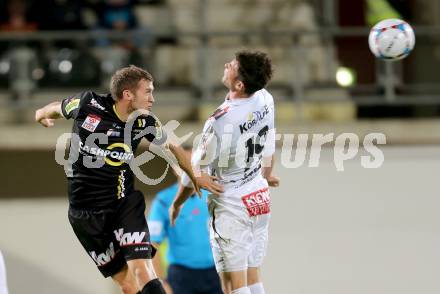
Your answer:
[247,267,260,285]
[128,259,157,284]
[227,270,247,291]
[221,281,231,294]
[219,272,232,294]
[116,279,137,294]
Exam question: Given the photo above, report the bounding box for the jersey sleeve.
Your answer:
[61,91,91,120]
[181,119,219,187]
[147,196,169,244]
[134,115,167,145]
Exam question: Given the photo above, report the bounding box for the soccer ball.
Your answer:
[368,18,415,61]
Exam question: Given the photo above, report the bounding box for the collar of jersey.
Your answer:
[227,93,257,105]
[113,104,125,122]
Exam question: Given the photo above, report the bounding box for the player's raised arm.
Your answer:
[35,91,88,127]
[137,113,223,195]
[168,143,223,196]
[35,101,64,127]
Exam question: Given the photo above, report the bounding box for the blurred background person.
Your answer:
[95,0,138,32]
[0,0,38,32]
[148,169,222,294]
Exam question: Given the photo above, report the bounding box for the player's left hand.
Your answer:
[266,175,280,187]
[196,172,224,196]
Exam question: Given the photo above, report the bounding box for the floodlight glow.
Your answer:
[336,67,355,87]
[59,60,73,74]
[0,61,10,74]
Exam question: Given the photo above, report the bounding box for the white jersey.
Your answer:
[182,88,275,203]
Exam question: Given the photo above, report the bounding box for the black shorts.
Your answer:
[167,264,223,294]
[68,190,156,277]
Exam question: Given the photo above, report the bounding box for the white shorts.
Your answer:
[208,183,271,273]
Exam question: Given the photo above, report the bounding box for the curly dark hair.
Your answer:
[235,50,273,95]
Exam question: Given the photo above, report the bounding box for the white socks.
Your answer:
[249,283,265,294]
[230,283,265,294]
[231,287,251,294]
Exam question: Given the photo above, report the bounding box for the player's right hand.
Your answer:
[35,109,55,127]
[266,175,280,187]
[169,203,182,226]
[38,118,55,127]
[196,172,224,195]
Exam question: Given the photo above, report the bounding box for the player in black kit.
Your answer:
[35,65,223,294]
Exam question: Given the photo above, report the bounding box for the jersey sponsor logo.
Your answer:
[117,170,126,199]
[134,247,149,252]
[79,141,133,166]
[106,129,121,137]
[89,242,116,266]
[64,98,80,115]
[104,143,132,166]
[114,228,148,247]
[241,187,271,217]
[89,98,106,111]
[239,105,270,134]
[81,115,101,132]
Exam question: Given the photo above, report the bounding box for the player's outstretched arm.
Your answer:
[168,143,223,195]
[263,155,280,187]
[35,101,64,127]
[169,184,195,226]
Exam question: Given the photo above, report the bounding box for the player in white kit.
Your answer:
[170,51,279,294]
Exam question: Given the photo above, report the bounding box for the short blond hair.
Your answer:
[110,65,153,101]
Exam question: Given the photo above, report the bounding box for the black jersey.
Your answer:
[61,91,165,209]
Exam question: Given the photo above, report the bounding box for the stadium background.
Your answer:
[1,0,440,293]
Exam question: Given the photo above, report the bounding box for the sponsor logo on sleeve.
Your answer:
[64,98,80,115]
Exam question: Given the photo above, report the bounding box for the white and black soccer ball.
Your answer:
[368,18,415,61]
